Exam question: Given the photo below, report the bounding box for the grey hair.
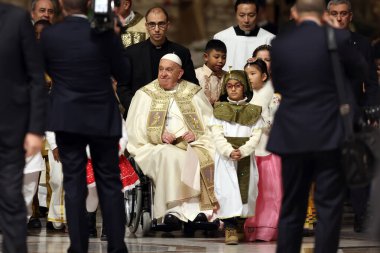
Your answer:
[31,0,56,11]
[327,0,352,12]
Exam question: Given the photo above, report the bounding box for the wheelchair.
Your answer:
[125,157,220,236]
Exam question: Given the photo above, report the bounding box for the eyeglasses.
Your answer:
[329,11,350,18]
[226,83,243,90]
[146,22,167,30]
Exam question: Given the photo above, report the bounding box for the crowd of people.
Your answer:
[0,0,380,253]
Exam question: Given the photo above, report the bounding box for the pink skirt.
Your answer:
[244,154,282,241]
[86,155,140,192]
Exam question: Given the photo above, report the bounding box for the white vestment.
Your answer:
[209,116,262,218]
[126,80,214,222]
[45,131,66,224]
[214,26,275,70]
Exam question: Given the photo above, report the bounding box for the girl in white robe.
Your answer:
[209,70,262,245]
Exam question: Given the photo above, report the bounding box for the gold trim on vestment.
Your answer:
[142,80,216,209]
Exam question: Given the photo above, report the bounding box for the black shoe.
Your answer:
[46,221,54,230]
[163,213,182,227]
[86,211,97,238]
[28,218,42,229]
[193,213,208,223]
[354,215,365,233]
[100,228,107,241]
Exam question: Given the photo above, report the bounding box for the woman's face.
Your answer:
[245,65,266,90]
[255,49,271,74]
[226,79,245,101]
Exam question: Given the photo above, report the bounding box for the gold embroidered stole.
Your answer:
[120,13,147,47]
[142,80,217,209]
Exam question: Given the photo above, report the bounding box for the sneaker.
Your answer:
[225,227,238,245]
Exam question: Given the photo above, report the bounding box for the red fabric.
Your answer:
[86,155,139,191]
[244,154,282,241]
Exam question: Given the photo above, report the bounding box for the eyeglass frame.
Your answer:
[226,83,244,90]
[146,21,168,30]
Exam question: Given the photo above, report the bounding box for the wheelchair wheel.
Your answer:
[141,211,152,236]
[125,185,143,234]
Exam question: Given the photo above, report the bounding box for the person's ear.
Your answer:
[178,69,184,80]
[203,53,209,63]
[262,73,268,82]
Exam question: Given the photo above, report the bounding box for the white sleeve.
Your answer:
[239,121,263,158]
[45,131,57,150]
[209,118,234,158]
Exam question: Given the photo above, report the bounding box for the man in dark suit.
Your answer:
[327,0,380,233]
[266,0,367,252]
[40,0,130,252]
[0,3,46,253]
[117,6,198,116]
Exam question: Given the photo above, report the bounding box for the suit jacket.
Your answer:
[41,16,131,137]
[349,31,380,106]
[0,3,46,147]
[267,21,367,154]
[117,38,198,116]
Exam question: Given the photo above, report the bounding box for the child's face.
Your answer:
[255,49,271,74]
[245,65,267,90]
[226,79,244,101]
[204,49,226,73]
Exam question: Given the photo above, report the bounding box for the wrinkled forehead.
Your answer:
[328,3,351,12]
[34,0,54,9]
[159,59,180,69]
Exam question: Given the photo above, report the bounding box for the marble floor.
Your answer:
[1,221,380,253]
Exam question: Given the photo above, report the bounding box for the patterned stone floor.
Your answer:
[1,220,379,253]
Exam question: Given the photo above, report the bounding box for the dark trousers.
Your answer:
[56,132,128,253]
[276,149,345,253]
[0,143,27,253]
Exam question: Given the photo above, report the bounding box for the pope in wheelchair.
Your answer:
[126,53,218,231]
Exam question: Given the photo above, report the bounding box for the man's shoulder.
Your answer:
[213,26,234,39]
[125,39,148,54]
[167,40,190,54]
[0,3,28,21]
[257,27,276,38]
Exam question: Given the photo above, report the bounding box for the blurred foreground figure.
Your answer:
[0,2,46,253]
[266,0,367,252]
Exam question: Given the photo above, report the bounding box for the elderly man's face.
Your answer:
[158,59,184,90]
[31,0,55,23]
[236,3,257,32]
[328,3,352,29]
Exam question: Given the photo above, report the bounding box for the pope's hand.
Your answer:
[182,131,195,143]
[162,130,176,144]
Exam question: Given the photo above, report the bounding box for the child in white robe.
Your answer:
[209,70,262,245]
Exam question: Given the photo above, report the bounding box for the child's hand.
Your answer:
[230,149,242,161]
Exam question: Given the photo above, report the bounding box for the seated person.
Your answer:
[126,53,217,225]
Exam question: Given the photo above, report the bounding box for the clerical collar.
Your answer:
[123,10,135,26]
[165,83,179,92]
[149,38,168,49]
[227,97,248,105]
[233,25,260,37]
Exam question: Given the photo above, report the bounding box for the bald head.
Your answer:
[295,0,326,16]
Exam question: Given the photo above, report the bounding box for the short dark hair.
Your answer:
[205,39,227,54]
[145,6,169,22]
[244,58,269,82]
[234,0,259,13]
[252,44,272,57]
